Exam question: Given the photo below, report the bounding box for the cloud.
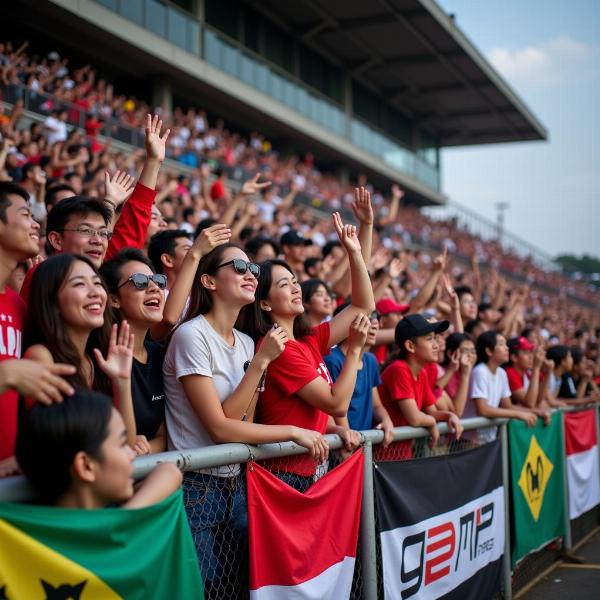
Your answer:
[487,35,594,86]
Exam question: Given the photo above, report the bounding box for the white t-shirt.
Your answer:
[464,363,511,442]
[163,314,254,476]
[44,116,67,145]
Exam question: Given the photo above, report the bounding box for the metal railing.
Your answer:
[2,406,600,598]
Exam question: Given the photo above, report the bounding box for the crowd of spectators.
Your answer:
[0,39,596,305]
[0,39,599,598]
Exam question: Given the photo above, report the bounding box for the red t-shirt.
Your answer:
[505,366,529,393]
[424,362,443,399]
[0,287,27,460]
[210,179,225,201]
[257,322,332,476]
[379,360,437,427]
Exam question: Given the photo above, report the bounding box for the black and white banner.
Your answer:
[375,442,504,600]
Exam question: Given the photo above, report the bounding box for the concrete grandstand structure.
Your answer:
[7,0,546,208]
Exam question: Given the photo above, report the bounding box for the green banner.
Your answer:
[509,412,565,566]
[0,489,203,599]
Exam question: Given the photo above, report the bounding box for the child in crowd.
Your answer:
[505,336,545,409]
[379,314,463,453]
[463,331,537,442]
[437,331,476,417]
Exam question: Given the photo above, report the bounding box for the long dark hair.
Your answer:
[237,259,312,342]
[442,332,472,367]
[16,391,113,505]
[179,243,242,326]
[24,254,112,393]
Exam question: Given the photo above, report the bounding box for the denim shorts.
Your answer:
[183,471,248,592]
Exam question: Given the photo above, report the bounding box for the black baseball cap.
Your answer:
[394,314,450,346]
[280,230,311,246]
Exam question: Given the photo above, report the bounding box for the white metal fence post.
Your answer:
[359,440,379,600]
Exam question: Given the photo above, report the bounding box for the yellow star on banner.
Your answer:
[517,435,554,522]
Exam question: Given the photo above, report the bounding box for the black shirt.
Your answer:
[131,340,165,439]
[558,373,577,399]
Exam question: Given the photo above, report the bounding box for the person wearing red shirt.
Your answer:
[378,314,463,457]
[505,336,545,409]
[0,182,76,476]
[241,195,375,491]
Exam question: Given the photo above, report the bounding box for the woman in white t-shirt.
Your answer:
[464,331,537,443]
[163,242,328,598]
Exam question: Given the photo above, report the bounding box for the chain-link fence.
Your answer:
[2,410,600,599]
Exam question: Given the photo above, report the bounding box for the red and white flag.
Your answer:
[247,450,363,600]
[565,409,600,519]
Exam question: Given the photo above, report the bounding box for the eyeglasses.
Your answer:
[215,259,260,278]
[61,226,113,241]
[369,311,381,321]
[118,273,168,290]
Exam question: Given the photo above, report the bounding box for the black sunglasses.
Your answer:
[215,259,260,278]
[370,310,381,320]
[118,273,168,290]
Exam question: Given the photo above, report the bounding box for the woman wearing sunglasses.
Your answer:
[238,201,376,492]
[100,248,170,455]
[163,242,328,598]
[24,254,137,448]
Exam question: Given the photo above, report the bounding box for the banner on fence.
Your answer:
[247,450,363,600]
[375,441,504,600]
[565,409,600,520]
[509,412,565,565]
[0,489,203,599]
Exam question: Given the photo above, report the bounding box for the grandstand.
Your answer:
[6,0,546,208]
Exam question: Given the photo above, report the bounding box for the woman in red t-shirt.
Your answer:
[240,211,374,491]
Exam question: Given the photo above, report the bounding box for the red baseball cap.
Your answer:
[376,297,410,316]
[508,336,535,352]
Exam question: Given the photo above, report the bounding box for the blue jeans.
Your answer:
[183,472,248,598]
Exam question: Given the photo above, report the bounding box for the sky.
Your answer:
[436,0,600,258]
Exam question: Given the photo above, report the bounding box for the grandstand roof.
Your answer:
[247,0,548,146]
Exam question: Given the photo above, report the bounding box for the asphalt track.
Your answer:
[522,531,600,599]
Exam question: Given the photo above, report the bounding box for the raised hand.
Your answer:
[433,245,448,272]
[93,321,134,382]
[145,114,170,162]
[240,173,271,197]
[192,223,232,258]
[389,256,407,279]
[104,170,135,206]
[442,273,459,309]
[391,184,404,200]
[347,313,370,350]
[370,247,390,272]
[332,212,362,255]
[351,186,373,225]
